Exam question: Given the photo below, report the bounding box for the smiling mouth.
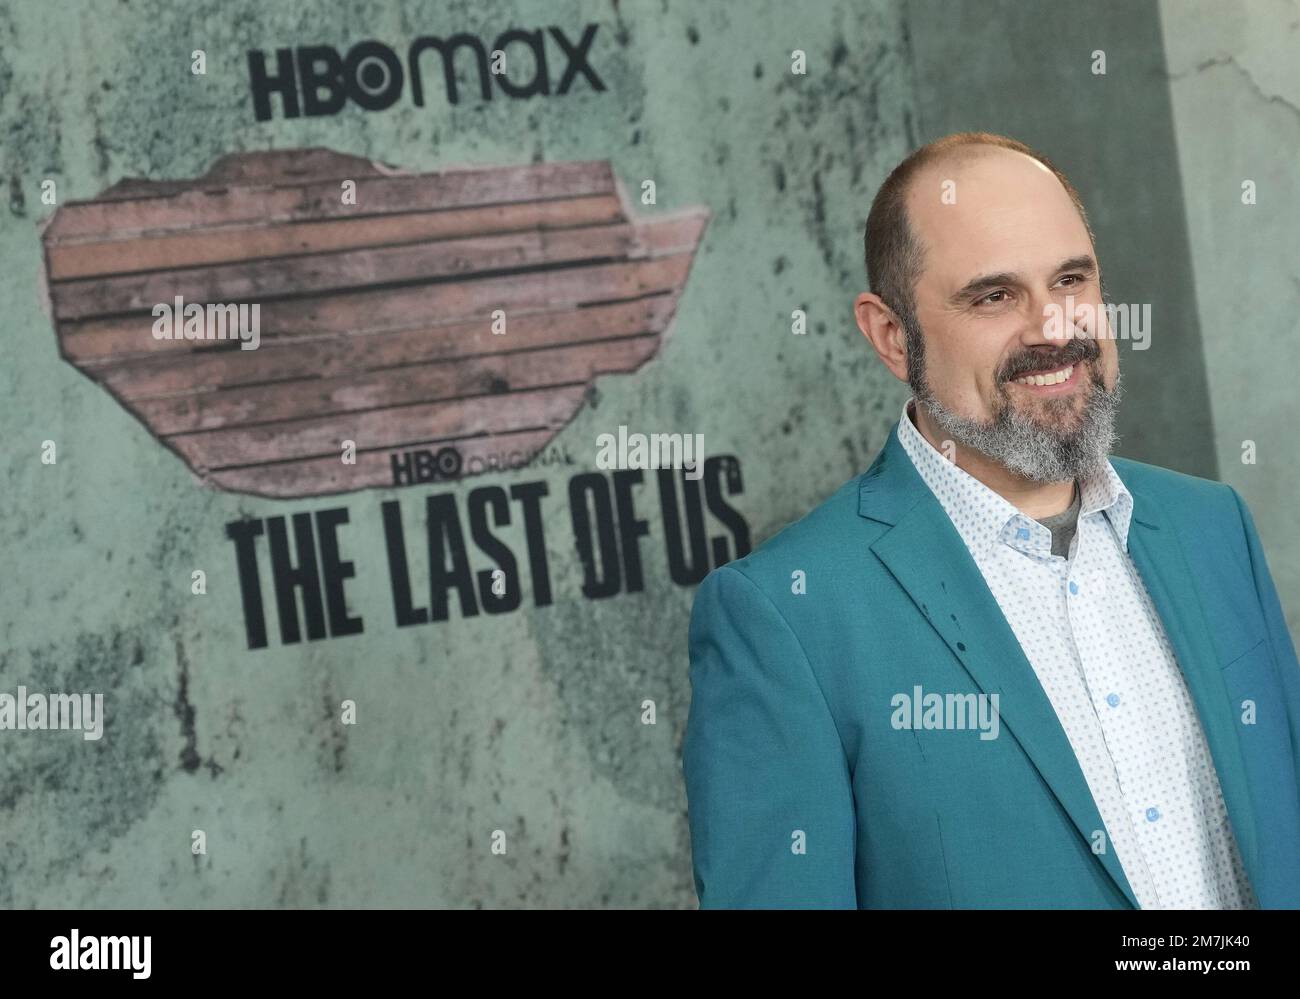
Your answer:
[1011,363,1075,387]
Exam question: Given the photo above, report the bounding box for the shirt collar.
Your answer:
[895,397,1133,559]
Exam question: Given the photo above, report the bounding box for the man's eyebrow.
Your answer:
[948,271,1017,305]
[1055,255,1097,278]
[948,255,1098,306]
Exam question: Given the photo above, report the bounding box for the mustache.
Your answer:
[1000,338,1099,382]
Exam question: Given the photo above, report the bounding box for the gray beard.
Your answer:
[914,368,1124,483]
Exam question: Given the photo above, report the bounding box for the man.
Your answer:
[681,132,1300,909]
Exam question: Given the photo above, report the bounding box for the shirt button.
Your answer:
[1069,580,1080,595]
[1106,693,1120,708]
[1146,807,1161,822]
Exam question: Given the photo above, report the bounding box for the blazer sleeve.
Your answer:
[1230,487,1300,787]
[681,564,856,908]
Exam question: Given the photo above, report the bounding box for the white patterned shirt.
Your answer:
[896,398,1256,909]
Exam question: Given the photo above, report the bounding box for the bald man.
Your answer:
[681,132,1300,909]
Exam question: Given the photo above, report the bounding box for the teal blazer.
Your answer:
[682,424,1300,908]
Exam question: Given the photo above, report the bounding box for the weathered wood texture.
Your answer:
[42,149,710,497]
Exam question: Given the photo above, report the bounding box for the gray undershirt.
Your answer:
[1034,480,1081,559]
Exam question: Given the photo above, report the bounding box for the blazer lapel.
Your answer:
[859,426,1140,908]
[1120,477,1261,890]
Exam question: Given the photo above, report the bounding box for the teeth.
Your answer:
[1014,364,1073,387]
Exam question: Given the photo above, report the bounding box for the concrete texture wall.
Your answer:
[0,0,1288,908]
[1159,0,1300,637]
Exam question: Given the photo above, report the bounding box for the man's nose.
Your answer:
[1022,287,1082,349]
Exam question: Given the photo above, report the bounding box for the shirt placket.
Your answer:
[1061,515,1163,908]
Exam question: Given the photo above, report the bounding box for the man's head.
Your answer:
[854,132,1122,483]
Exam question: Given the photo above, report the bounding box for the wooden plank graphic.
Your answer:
[40,148,711,498]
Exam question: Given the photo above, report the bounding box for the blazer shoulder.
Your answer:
[703,470,871,596]
[1110,454,1240,521]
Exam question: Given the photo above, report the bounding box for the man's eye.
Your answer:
[976,290,1008,306]
[1058,273,1085,287]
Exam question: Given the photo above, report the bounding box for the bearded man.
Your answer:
[681,132,1300,909]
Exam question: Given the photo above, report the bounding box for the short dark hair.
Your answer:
[863,132,1095,355]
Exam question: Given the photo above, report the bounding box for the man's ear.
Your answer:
[854,292,910,383]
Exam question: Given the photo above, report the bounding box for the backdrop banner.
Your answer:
[0,0,1264,911]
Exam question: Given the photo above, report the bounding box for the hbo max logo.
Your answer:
[247,25,605,121]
